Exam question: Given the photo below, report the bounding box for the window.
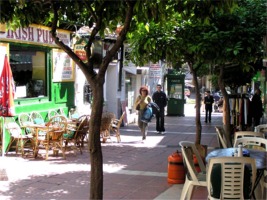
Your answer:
[84,81,92,104]
[10,46,47,98]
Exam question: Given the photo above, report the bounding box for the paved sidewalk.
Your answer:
[0,104,223,199]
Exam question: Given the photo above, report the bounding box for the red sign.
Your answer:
[74,44,87,62]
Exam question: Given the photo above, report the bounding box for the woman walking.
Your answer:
[135,86,152,141]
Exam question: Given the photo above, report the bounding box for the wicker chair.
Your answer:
[110,111,125,143]
[48,109,59,120]
[64,115,90,154]
[100,112,115,143]
[5,118,34,156]
[35,115,67,160]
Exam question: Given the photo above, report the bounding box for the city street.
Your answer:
[0,103,223,199]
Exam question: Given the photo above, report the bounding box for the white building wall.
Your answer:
[105,61,120,118]
[74,66,91,115]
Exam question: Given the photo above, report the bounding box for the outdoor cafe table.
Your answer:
[24,124,62,158]
[206,148,267,198]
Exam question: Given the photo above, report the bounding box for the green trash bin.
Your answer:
[167,98,185,116]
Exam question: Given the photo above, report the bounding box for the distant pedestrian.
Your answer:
[204,91,214,123]
[135,86,152,141]
[251,88,263,127]
[152,84,168,134]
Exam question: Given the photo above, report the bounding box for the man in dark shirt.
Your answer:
[152,84,168,134]
[204,91,214,123]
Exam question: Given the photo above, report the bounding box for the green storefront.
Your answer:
[0,24,75,152]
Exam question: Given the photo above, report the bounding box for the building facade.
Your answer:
[0,24,75,120]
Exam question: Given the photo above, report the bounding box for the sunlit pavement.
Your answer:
[0,103,223,200]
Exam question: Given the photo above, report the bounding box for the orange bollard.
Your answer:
[193,154,205,172]
[167,151,185,184]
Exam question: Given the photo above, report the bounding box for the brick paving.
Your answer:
[0,104,223,200]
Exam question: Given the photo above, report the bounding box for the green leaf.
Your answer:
[145,24,149,32]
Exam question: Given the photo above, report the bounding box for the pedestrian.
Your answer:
[135,86,152,141]
[204,91,214,123]
[152,84,168,134]
[251,88,263,127]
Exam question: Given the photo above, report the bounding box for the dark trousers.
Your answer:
[156,108,165,132]
[253,117,261,127]
[205,107,212,122]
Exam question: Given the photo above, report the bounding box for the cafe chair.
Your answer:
[58,108,67,118]
[36,115,67,160]
[30,111,45,125]
[100,112,115,143]
[234,137,267,199]
[207,157,256,200]
[234,131,265,145]
[215,126,228,148]
[5,119,34,156]
[234,137,267,151]
[260,170,267,199]
[110,111,125,143]
[18,113,34,135]
[82,115,90,146]
[179,141,207,200]
[48,109,59,120]
[68,108,79,120]
[254,124,267,138]
[64,115,89,154]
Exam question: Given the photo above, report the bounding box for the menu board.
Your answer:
[52,49,74,82]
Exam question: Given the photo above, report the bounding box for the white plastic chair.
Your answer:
[234,136,267,199]
[215,126,228,148]
[234,131,265,144]
[179,141,207,200]
[207,157,256,200]
[234,137,267,151]
[254,124,267,138]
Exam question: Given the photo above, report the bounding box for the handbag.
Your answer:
[141,105,153,123]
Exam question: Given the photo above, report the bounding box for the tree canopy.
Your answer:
[128,0,266,144]
[1,0,266,198]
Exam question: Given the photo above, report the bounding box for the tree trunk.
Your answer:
[49,3,136,199]
[218,65,232,147]
[89,82,104,199]
[188,63,202,145]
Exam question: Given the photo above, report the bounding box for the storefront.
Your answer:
[0,24,75,120]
